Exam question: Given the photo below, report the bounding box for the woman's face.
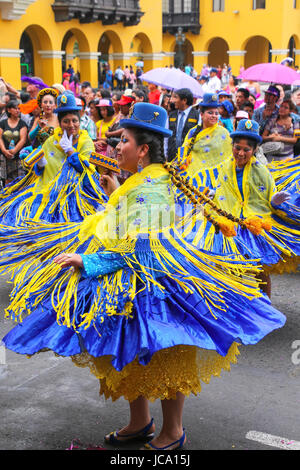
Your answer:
[100,107,108,119]
[116,129,143,173]
[8,106,20,119]
[218,106,226,117]
[120,104,130,116]
[279,101,291,118]
[233,139,255,168]
[60,113,80,138]
[89,103,98,118]
[293,90,300,106]
[132,92,143,103]
[248,95,256,106]
[201,108,219,127]
[41,95,56,115]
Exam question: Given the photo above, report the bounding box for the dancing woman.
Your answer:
[177,119,300,297]
[28,88,59,149]
[173,93,232,174]
[2,103,285,450]
[0,91,107,227]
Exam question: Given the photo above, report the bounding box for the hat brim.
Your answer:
[116,100,134,106]
[120,119,173,137]
[230,131,262,144]
[54,106,82,113]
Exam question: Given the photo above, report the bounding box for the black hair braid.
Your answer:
[164,163,248,232]
[130,128,166,164]
[185,124,202,159]
[164,162,222,234]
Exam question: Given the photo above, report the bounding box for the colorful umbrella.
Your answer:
[140,67,204,97]
[238,63,299,85]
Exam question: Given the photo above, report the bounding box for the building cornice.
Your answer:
[0,1,35,20]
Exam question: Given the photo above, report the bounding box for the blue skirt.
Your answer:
[3,274,285,372]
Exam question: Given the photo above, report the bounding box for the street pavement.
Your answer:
[0,271,299,452]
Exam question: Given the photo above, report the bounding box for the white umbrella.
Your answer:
[140,67,204,97]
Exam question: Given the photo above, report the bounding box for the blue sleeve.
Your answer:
[81,252,128,278]
[29,124,41,141]
[67,151,87,173]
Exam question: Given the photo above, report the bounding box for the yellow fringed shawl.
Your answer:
[212,156,275,219]
[35,127,95,190]
[173,123,232,175]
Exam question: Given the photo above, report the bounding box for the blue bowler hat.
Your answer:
[120,102,173,137]
[221,99,234,116]
[200,93,220,108]
[54,91,82,113]
[218,90,231,97]
[230,119,262,144]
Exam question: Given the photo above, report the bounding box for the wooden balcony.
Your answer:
[163,1,201,35]
[52,0,144,25]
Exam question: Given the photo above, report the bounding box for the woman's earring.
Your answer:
[137,158,143,173]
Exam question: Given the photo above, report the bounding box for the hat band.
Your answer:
[130,110,160,124]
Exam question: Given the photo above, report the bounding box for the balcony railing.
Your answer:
[163,1,201,35]
[52,0,144,26]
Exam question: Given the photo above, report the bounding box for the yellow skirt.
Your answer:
[71,343,240,402]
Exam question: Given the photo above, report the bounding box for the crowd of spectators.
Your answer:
[0,60,299,187]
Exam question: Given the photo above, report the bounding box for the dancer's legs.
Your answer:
[105,395,154,441]
[146,391,186,449]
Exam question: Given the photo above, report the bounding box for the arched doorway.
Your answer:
[20,31,34,76]
[288,35,297,63]
[19,25,53,83]
[207,38,229,68]
[61,29,90,81]
[131,32,153,71]
[174,38,194,69]
[244,36,272,68]
[98,31,123,84]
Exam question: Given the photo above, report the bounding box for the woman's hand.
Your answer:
[53,253,83,269]
[38,117,48,129]
[4,149,14,159]
[100,171,119,197]
[271,191,291,206]
[94,139,107,152]
[60,130,74,154]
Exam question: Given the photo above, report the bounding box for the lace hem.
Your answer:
[71,343,240,402]
[264,255,300,275]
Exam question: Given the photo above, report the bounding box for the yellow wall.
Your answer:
[0,0,162,89]
[162,0,300,75]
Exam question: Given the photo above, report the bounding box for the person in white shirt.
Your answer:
[197,76,210,95]
[114,67,124,91]
[207,68,221,94]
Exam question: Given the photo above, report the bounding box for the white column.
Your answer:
[270,49,289,55]
[227,50,246,57]
[0,48,23,57]
[38,50,65,59]
[192,51,210,57]
[77,52,102,60]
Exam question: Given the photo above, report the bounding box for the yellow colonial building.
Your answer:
[162,0,300,75]
[0,0,164,89]
[0,0,299,89]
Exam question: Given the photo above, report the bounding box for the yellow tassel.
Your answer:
[215,216,237,237]
[244,216,263,235]
[261,217,272,232]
